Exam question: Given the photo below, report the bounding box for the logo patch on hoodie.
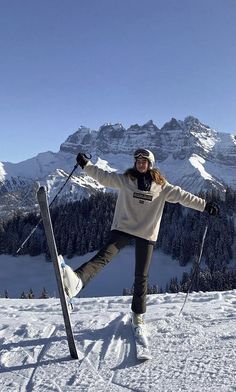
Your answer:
[133,192,153,203]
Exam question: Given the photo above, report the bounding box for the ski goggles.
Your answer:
[134,149,150,159]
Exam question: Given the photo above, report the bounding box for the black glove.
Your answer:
[204,202,219,216]
[76,153,89,169]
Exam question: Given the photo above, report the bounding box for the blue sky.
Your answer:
[0,0,235,163]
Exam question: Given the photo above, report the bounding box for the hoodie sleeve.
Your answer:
[163,182,206,212]
[83,161,124,189]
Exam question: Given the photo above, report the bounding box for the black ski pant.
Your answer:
[75,230,154,314]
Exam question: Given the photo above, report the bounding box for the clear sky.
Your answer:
[0,0,235,163]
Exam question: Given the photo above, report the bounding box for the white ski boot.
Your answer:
[132,313,146,335]
[58,255,83,298]
[131,312,151,360]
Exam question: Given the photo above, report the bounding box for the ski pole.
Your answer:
[16,153,91,254]
[16,162,78,254]
[178,222,209,316]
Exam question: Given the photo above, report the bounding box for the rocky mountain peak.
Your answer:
[99,123,125,132]
[161,118,182,131]
[141,120,160,132]
[183,116,212,132]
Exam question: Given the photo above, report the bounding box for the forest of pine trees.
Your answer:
[0,187,235,293]
[1,287,49,299]
[0,193,116,258]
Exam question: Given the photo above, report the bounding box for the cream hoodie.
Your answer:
[84,162,206,242]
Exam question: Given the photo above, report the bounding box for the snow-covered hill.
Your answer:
[1,290,236,391]
[1,116,236,217]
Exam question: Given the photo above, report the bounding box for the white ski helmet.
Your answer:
[134,148,155,169]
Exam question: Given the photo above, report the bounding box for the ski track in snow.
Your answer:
[1,291,236,391]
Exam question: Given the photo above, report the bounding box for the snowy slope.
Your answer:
[1,290,236,391]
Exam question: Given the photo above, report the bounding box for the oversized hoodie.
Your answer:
[84,162,206,242]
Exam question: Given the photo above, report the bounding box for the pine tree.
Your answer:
[180,272,190,292]
[28,288,35,299]
[40,287,49,298]
[20,291,27,299]
[169,277,179,293]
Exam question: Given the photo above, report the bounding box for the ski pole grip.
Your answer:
[84,153,92,159]
[76,152,92,169]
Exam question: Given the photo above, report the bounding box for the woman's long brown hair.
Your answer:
[124,168,166,187]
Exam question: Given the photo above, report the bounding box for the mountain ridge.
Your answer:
[0,116,236,217]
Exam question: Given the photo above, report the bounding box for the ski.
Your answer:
[131,321,152,360]
[37,186,78,360]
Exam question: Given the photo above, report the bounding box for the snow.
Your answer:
[2,151,73,180]
[189,154,214,181]
[0,161,6,181]
[1,251,236,390]
[95,157,117,173]
[1,290,236,391]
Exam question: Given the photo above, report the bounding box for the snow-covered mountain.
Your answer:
[1,116,236,217]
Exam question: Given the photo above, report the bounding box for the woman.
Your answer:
[63,149,218,328]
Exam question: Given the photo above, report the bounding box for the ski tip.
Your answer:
[37,185,47,194]
[37,186,48,202]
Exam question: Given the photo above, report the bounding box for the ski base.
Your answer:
[37,186,78,359]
